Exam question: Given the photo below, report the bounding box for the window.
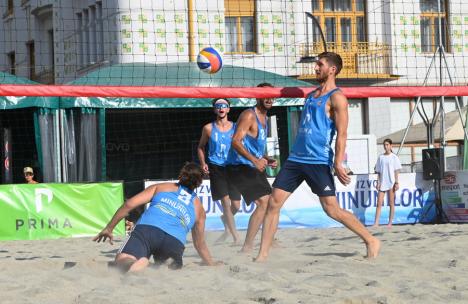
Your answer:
[96,2,104,61]
[26,41,35,79]
[420,0,449,52]
[77,12,83,67]
[311,0,367,47]
[89,5,97,64]
[83,9,89,65]
[225,0,255,53]
[6,0,13,16]
[7,52,15,75]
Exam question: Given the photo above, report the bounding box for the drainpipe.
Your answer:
[188,0,196,62]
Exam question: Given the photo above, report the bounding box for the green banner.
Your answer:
[0,183,124,240]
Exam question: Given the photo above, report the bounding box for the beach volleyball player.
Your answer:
[94,162,219,272]
[255,52,380,262]
[197,98,241,243]
[226,83,277,253]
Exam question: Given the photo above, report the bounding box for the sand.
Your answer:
[1,224,468,304]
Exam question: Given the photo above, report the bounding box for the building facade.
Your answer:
[1,0,468,172]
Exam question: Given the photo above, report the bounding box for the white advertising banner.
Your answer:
[145,173,435,230]
[441,171,468,222]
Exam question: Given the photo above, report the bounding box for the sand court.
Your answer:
[1,224,468,304]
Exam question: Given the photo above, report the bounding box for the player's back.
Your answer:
[137,182,197,245]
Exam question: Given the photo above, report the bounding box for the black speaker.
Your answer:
[422,148,444,180]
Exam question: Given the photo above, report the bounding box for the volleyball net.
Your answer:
[0,0,467,86]
[1,0,468,185]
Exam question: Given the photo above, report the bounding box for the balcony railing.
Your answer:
[298,42,394,79]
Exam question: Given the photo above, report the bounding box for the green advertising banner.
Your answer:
[0,183,125,240]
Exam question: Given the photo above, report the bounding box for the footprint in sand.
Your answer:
[63,261,77,269]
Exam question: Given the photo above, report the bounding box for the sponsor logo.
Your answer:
[35,188,53,212]
[16,188,73,231]
[441,184,460,191]
[444,174,456,184]
[324,185,331,191]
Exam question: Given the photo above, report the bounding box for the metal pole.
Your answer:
[188,0,196,62]
[397,51,437,154]
[54,109,62,182]
[305,12,327,52]
[441,51,468,143]
[305,13,310,56]
[60,109,67,182]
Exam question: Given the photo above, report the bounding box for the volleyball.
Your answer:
[197,47,223,74]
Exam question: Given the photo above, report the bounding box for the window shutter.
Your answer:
[225,0,254,17]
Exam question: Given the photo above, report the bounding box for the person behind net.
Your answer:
[23,167,38,184]
[226,82,278,253]
[93,162,220,272]
[197,98,242,244]
[255,52,381,262]
[372,138,402,228]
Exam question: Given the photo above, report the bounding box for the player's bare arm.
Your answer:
[93,184,158,244]
[330,92,351,186]
[231,110,267,171]
[191,198,218,266]
[197,123,212,175]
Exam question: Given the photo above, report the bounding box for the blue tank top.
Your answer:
[288,88,339,165]
[208,121,235,166]
[227,108,268,167]
[137,184,197,245]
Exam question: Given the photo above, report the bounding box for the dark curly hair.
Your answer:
[178,162,204,191]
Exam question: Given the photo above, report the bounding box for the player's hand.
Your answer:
[266,158,278,169]
[376,181,381,191]
[202,260,224,266]
[393,182,399,191]
[254,158,268,172]
[334,164,351,186]
[201,164,209,175]
[93,227,114,245]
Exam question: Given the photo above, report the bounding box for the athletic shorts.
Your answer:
[226,165,271,204]
[119,224,185,269]
[272,160,336,197]
[208,163,241,201]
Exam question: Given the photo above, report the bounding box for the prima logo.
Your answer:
[35,188,53,213]
[16,188,72,231]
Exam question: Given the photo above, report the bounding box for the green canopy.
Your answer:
[62,62,311,108]
[0,72,58,109]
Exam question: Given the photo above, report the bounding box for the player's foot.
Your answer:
[253,254,268,263]
[232,233,240,244]
[370,224,379,228]
[271,238,283,248]
[365,238,381,259]
[387,223,392,229]
[239,244,253,254]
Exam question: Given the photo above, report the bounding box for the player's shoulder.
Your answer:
[330,88,346,99]
[239,108,256,120]
[329,89,347,107]
[203,121,214,131]
[154,182,179,193]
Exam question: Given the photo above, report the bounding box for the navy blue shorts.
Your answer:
[272,160,336,197]
[119,225,185,269]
